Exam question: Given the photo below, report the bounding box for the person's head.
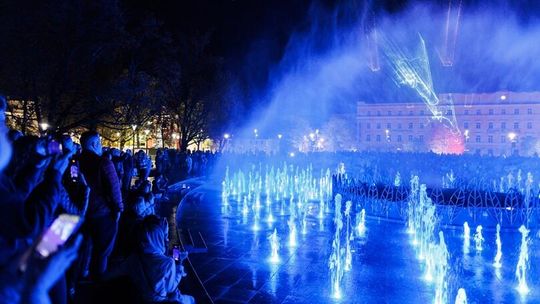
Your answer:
[137,179,152,194]
[0,95,12,172]
[138,215,168,255]
[110,148,121,158]
[133,196,147,218]
[80,131,102,156]
[8,129,23,143]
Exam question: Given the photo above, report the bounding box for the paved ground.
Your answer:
[174,182,540,304]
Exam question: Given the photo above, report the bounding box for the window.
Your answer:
[397,135,402,142]
[387,110,392,116]
[366,135,371,141]
[475,135,481,143]
[488,109,494,115]
[398,123,402,129]
[501,122,506,129]
[409,111,414,116]
[501,136,506,143]
[377,111,381,116]
[419,123,424,129]
[419,135,424,142]
[488,122,493,129]
[367,111,371,116]
[464,110,469,115]
[501,109,506,115]
[447,109,453,115]
[398,111,402,116]
[514,122,519,129]
[420,110,425,116]
[376,135,381,142]
[528,108,533,115]
[476,122,481,129]
[464,122,469,129]
[488,135,493,143]
[377,123,381,129]
[367,123,371,129]
[514,109,519,115]
[476,109,481,115]
[408,122,413,129]
[408,135,413,142]
[527,122,533,129]
[387,123,391,129]
[488,149,493,156]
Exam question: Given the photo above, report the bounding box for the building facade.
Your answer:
[357,91,540,156]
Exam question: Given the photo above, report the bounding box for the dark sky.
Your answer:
[122,0,540,107]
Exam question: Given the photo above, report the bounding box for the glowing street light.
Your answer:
[223,133,230,139]
[309,133,315,140]
[500,95,507,101]
[144,129,150,136]
[131,124,137,131]
[39,122,49,131]
[508,132,517,141]
[277,134,282,139]
[289,152,295,157]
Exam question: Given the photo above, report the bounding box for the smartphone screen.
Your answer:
[172,248,180,261]
[35,214,81,258]
[70,165,79,180]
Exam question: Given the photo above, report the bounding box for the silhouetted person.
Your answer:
[78,131,123,279]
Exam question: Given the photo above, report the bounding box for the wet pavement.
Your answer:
[176,182,540,304]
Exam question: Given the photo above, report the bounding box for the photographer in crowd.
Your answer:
[78,131,123,280]
[0,95,83,304]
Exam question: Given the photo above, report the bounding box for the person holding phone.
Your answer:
[78,131,123,279]
[0,96,83,304]
[105,216,194,304]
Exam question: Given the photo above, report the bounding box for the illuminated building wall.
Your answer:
[357,91,540,156]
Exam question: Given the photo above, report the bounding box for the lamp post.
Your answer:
[144,129,150,153]
[39,122,49,136]
[222,133,230,152]
[131,124,137,151]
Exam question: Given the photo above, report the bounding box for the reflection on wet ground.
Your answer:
[176,183,539,304]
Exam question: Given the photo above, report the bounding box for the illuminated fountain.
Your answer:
[434,231,449,304]
[318,199,325,219]
[288,216,297,248]
[463,222,470,254]
[356,209,366,237]
[268,228,280,264]
[329,194,345,299]
[474,225,484,252]
[493,224,502,268]
[516,225,530,296]
[344,200,353,271]
[454,288,467,304]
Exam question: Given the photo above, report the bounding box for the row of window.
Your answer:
[466,135,511,143]
[362,122,533,130]
[364,108,534,116]
[365,134,423,142]
[365,134,515,144]
[464,122,533,130]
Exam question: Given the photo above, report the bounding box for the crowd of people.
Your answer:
[0,96,198,304]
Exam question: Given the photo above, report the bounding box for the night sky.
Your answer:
[120,0,540,117]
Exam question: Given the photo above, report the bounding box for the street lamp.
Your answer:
[131,124,137,151]
[507,132,517,141]
[277,134,282,139]
[223,133,230,139]
[39,122,49,132]
[144,130,150,153]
